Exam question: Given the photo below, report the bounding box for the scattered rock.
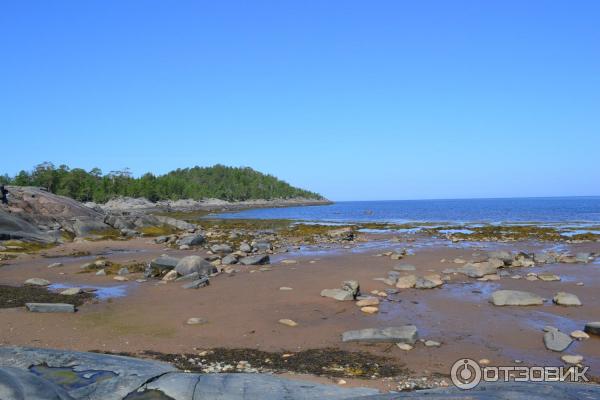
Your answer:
[221,254,238,265]
[490,290,543,306]
[342,280,360,297]
[181,277,210,289]
[342,326,418,344]
[59,288,82,296]
[553,292,582,307]
[162,270,178,281]
[584,322,600,336]
[396,275,417,289]
[280,259,298,265]
[117,267,129,276]
[538,274,561,282]
[47,263,63,268]
[320,288,354,301]
[177,233,206,246]
[279,287,293,291]
[113,276,128,281]
[356,298,380,307]
[415,274,443,289]
[24,278,50,287]
[176,255,217,276]
[396,343,413,351]
[25,303,75,313]
[424,340,441,347]
[186,317,208,325]
[278,319,298,327]
[210,244,232,254]
[239,254,270,266]
[150,255,180,272]
[393,264,416,272]
[561,355,583,365]
[458,262,499,278]
[360,306,379,314]
[570,330,589,340]
[544,328,573,352]
[95,269,106,276]
[239,242,252,252]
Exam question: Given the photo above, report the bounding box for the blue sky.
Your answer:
[1,1,599,201]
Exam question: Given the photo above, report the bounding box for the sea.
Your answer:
[210,197,600,229]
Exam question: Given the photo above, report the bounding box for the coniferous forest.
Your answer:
[0,163,324,203]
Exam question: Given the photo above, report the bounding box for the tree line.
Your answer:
[0,163,324,203]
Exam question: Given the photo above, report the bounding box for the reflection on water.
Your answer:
[49,283,130,300]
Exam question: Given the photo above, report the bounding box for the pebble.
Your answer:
[186,317,208,325]
[561,355,583,365]
[396,343,413,351]
[356,298,380,307]
[47,263,63,268]
[360,306,379,314]
[113,276,128,281]
[424,340,441,347]
[24,278,50,286]
[337,379,347,385]
[278,319,298,327]
[59,287,82,296]
[570,330,589,340]
[279,287,293,291]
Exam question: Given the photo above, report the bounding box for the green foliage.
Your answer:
[2,162,324,203]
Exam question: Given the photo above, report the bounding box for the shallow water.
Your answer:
[49,283,131,300]
[211,197,600,226]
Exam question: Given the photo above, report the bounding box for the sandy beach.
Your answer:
[1,229,599,392]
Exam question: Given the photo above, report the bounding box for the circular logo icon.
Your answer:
[450,358,482,390]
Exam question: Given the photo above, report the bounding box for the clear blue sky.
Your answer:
[1,1,599,201]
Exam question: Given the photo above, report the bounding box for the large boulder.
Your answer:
[0,366,74,400]
[0,209,57,243]
[342,326,418,344]
[175,256,216,277]
[150,255,180,271]
[490,290,544,306]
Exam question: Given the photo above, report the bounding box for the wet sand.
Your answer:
[1,235,599,391]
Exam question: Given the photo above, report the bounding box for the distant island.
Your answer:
[0,162,325,203]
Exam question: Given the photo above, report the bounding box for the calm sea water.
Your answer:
[211,197,600,226]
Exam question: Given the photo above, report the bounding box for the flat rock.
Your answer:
[538,274,561,282]
[150,255,180,271]
[177,233,205,246]
[210,244,232,254]
[47,263,63,268]
[342,325,418,344]
[186,317,208,325]
[490,290,543,306]
[570,330,590,340]
[561,355,584,365]
[393,264,416,272]
[360,306,379,314]
[544,329,573,352]
[181,277,210,289]
[458,262,499,278]
[553,292,581,306]
[396,275,417,289]
[415,274,443,289]
[321,288,354,301]
[356,298,380,307]
[24,278,50,287]
[239,254,270,265]
[59,288,82,296]
[25,303,75,313]
[278,319,298,327]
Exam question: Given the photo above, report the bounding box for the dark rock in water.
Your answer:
[239,254,270,265]
[584,321,600,336]
[175,256,216,277]
[25,303,75,313]
[181,277,210,289]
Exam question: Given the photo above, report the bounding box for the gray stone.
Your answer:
[175,272,200,282]
[221,254,238,265]
[175,256,216,277]
[24,278,50,287]
[47,263,63,268]
[181,277,210,289]
[0,366,74,400]
[239,242,252,252]
[210,244,232,254]
[544,329,573,352]
[154,235,169,244]
[584,322,600,336]
[252,241,272,252]
[342,325,418,344]
[25,303,75,313]
[117,267,129,276]
[341,280,360,297]
[150,255,180,271]
[415,275,443,289]
[488,251,512,264]
[490,290,544,306]
[575,252,591,263]
[239,254,270,265]
[534,253,557,264]
[393,264,416,272]
[95,269,106,276]
[177,233,205,246]
[320,288,354,301]
[458,261,499,278]
[552,292,582,306]
[59,288,82,296]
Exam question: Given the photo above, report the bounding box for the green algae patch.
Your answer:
[0,240,56,254]
[0,285,92,308]
[139,225,179,237]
